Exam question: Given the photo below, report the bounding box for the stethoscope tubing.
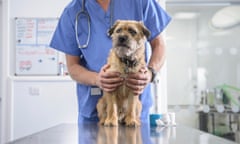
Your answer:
[75,0,91,48]
[75,0,114,49]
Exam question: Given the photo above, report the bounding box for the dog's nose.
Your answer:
[118,35,128,43]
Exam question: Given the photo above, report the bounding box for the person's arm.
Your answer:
[66,54,98,86]
[148,34,166,72]
[65,54,123,91]
[126,34,166,95]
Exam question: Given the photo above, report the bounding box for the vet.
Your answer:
[50,0,171,123]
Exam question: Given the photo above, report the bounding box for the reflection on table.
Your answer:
[8,122,238,144]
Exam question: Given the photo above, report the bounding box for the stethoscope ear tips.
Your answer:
[107,24,115,38]
[107,29,112,38]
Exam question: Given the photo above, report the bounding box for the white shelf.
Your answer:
[9,75,73,82]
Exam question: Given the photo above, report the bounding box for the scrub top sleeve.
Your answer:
[50,10,81,56]
[142,0,171,41]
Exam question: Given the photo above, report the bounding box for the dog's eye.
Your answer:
[128,28,137,36]
[116,28,122,33]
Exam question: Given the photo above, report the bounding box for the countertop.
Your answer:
[8,123,238,144]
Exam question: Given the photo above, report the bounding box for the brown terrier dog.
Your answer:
[97,20,150,127]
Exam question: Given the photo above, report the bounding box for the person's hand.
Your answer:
[96,64,124,92]
[126,67,152,96]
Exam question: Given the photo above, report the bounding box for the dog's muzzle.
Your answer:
[117,35,129,48]
[118,35,128,43]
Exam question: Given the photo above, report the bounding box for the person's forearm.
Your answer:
[65,54,98,86]
[148,34,166,72]
[68,63,98,86]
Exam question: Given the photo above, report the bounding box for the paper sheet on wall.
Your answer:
[15,18,59,75]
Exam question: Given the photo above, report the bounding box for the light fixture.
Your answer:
[211,6,240,29]
[173,12,199,19]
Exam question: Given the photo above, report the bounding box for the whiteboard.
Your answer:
[15,18,59,75]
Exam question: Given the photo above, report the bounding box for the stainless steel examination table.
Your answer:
[8,123,238,144]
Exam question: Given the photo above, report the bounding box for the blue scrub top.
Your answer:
[50,0,171,122]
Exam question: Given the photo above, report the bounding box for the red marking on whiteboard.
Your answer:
[18,48,55,56]
[19,60,32,71]
[45,48,55,55]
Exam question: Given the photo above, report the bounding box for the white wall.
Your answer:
[0,0,3,143]
[166,18,198,105]
[1,0,79,142]
[0,0,8,143]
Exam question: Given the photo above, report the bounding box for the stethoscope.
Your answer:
[75,0,114,49]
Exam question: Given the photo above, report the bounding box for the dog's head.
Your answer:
[108,20,150,59]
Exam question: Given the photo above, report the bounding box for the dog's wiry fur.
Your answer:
[97,20,150,127]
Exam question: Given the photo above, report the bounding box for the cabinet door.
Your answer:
[12,81,78,140]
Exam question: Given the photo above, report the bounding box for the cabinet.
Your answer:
[11,77,78,140]
[199,110,240,142]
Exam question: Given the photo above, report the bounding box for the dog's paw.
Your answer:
[125,117,141,127]
[98,118,106,125]
[104,116,118,126]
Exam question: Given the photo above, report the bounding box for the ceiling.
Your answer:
[166,0,240,6]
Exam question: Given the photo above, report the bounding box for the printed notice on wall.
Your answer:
[15,18,59,75]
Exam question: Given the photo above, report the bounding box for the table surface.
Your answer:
[8,123,238,144]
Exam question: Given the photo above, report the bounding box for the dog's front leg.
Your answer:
[96,97,107,125]
[104,92,118,126]
[125,95,141,126]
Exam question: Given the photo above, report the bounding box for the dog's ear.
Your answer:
[142,27,151,39]
[108,20,120,37]
[139,22,151,39]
